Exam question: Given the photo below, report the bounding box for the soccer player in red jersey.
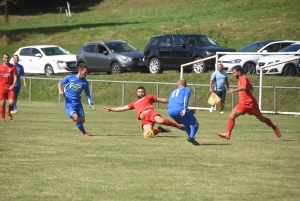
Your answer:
[218,65,281,140]
[102,86,185,135]
[0,54,17,121]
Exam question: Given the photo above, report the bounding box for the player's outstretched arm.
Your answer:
[58,83,64,95]
[90,105,96,110]
[156,97,168,103]
[102,105,130,112]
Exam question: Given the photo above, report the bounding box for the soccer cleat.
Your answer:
[6,110,13,120]
[84,133,90,137]
[213,105,216,111]
[180,125,186,131]
[209,106,214,113]
[10,110,18,114]
[218,132,231,140]
[220,111,224,114]
[158,126,171,133]
[187,137,200,146]
[274,126,281,138]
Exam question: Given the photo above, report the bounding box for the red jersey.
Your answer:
[238,75,257,102]
[0,63,17,89]
[128,95,156,118]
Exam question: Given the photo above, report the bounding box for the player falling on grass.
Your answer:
[58,64,95,137]
[0,54,17,121]
[102,86,185,136]
[218,65,281,140]
[168,79,200,146]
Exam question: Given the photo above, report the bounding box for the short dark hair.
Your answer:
[3,53,10,58]
[78,64,88,72]
[136,86,145,92]
[232,65,244,74]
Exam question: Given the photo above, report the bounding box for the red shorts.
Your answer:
[235,100,261,116]
[141,109,161,129]
[0,87,15,100]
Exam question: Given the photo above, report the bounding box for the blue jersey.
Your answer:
[13,64,26,87]
[168,87,191,113]
[59,74,93,105]
[210,71,228,91]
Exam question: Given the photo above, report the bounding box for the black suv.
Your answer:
[144,34,236,74]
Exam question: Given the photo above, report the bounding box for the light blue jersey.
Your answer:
[60,74,93,105]
[210,71,228,91]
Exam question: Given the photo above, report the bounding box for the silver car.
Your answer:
[76,40,146,74]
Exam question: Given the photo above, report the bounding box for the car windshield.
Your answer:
[41,47,69,56]
[184,35,217,46]
[239,42,270,52]
[106,43,138,53]
[279,44,300,52]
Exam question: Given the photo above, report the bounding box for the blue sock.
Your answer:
[76,122,86,134]
[189,124,199,138]
[14,100,17,110]
[184,126,191,136]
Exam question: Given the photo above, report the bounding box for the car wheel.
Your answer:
[110,62,122,74]
[149,58,163,74]
[283,64,296,76]
[45,64,54,76]
[193,57,206,73]
[243,62,256,75]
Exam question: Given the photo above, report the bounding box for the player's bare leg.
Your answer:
[154,115,184,130]
[218,108,242,140]
[256,114,281,138]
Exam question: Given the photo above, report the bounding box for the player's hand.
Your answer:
[102,107,111,112]
[59,90,64,95]
[90,105,96,110]
[180,109,186,117]
[227,88,234,94]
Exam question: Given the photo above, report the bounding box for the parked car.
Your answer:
[76,40,146,74]
[143,34,236,74]
[256,43,300,76]
[218,40,298,75]
[10,45,77,76]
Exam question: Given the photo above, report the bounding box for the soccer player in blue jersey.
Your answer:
[167,79,200,145]
[11,55,26,114]
[58,64,95,137]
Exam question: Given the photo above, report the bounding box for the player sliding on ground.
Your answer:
[218,65,281,140]
[102,86,185,136]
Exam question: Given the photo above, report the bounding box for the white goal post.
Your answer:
[180,52,300,114]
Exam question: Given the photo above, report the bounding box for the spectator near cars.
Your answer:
[256,43,300,76]
[218,40,298,75]
[76,40,146,74]
[143,34,236,74]
[10,45,77,76]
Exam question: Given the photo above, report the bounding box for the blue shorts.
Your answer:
[215,90,226,104]
[168,109,197,127]
[14,86,21,96]
[64,98,85,118]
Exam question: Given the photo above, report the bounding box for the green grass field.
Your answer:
[1,101,300,201]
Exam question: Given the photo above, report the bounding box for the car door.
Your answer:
[173,35,193,67]
[83,44,97,69]
[18,48,32,73]
[157,36,173,68]
[93,45,111,71]
[29,48,45,74]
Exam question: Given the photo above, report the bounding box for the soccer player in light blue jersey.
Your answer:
[11,55,26,114]
[58,64,95,137]
[167,79,200,145]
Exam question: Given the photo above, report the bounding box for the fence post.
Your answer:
[122,82,125,106]
[274,86,277,114]
[193,85,196,107]
[156,83,159,108]
[29,78,32,101]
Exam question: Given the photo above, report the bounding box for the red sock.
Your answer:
[0,105,5,119]
[153,128,160,135]
[265,118,276,130]
[227,118,235,133]
[163,119,181,129]
[8,104,14,113]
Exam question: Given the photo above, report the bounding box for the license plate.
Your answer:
[138,62,144,66]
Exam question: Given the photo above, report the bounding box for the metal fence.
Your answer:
[20,77,300,115]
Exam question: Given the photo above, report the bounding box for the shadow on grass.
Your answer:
[0,22,142,42]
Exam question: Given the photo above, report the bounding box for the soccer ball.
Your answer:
[143,129,154,138]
